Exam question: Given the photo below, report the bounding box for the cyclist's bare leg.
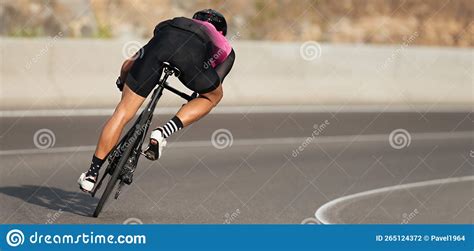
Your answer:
[176,84,223,126]
[79,84,144,191]
[94,85,145,159]
[144,85,223,160]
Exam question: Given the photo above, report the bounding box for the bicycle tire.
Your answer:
[92,166,120,217]
[91,65,176,217]
[93,136,137,217]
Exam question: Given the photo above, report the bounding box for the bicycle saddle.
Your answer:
[162,62,181,77]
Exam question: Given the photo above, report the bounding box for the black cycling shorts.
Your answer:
[126,24,220,97]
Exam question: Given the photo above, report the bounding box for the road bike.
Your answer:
[91,62,196,217]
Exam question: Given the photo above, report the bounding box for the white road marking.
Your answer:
[314,176,474,224]
[0,105,472,117]
[0,131,472,156]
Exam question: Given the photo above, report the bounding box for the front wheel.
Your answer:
[92,157,123,217]
[93,142,138,217]
[92,92,155,217]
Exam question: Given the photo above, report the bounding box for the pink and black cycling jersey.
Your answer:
[192,19,232,68]
[127,17,235,97]
[191,18,235,84]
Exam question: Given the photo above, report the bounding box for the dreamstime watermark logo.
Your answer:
[24,31,64,72]
[6,229,25,247]
[33,128,56,149]
[203,48,225,69]
[223,208,241,224]
[300,41,322,61]
[211,129,233,149]
[111,124,148,158]
[227,31,241,42]
[122,41,144,60]
[123,217,143,224]
[301,217,319,224]
[45,209,63,224]
[469,150,474,158]
[204,31,241,69]
[401,208,419,224]
[292,120,330,158]
[378,31,418,72]
[389,129,411,149]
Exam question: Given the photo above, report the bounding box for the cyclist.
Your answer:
[78,9,235,192]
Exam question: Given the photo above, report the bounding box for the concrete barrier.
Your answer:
[0,38,472,110]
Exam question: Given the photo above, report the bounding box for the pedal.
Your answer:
[122,172,133,185]
[106,163,116,175]
[120,156,137,185]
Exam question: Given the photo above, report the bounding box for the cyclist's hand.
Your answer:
[116,76,124,92]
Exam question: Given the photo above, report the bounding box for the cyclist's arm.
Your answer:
[215,49,235,83]
[120,57,136,80]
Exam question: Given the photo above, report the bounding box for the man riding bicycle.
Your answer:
[78,9,235,192]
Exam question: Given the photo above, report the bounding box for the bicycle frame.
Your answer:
[91,63,194,199]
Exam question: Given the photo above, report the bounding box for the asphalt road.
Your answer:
[0,110,472,224]
[316,176,474,224]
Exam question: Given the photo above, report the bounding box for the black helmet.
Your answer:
[193,9,227,36]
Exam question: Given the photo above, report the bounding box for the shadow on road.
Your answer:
[0,185,98,217]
